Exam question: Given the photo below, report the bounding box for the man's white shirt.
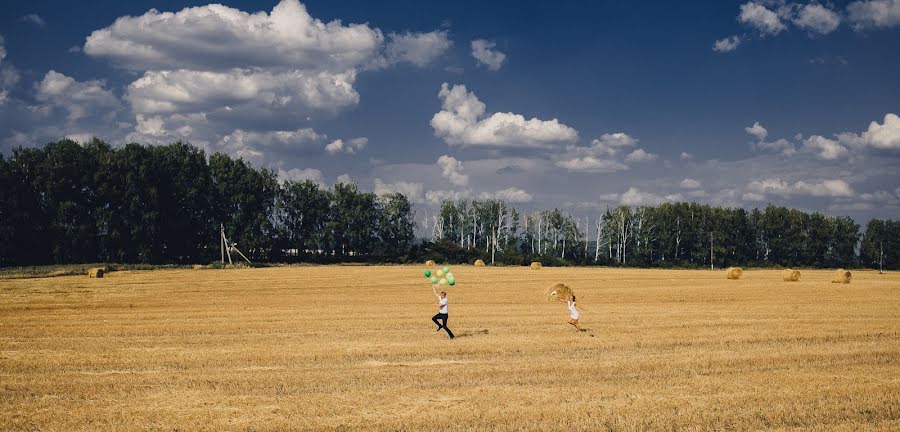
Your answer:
[438,297,448,314]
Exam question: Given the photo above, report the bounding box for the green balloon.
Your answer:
[448,279,456,286]
[424,269,431,278]
[442,266,450,273]
[430,276,438,284]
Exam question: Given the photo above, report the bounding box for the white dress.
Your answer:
[567,301,579,320]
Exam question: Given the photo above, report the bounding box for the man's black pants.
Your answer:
[431,313,455,339]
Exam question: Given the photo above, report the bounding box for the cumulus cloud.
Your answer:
[382,31,452,67]
[739,2,787,35]
[713,35,742,52]
[619,187,678,206]
[803,135,848,160]
[861,113,900,149]
[746,177,853,197]
[215,127,325,164]
[555,132,653,172]
[325,137,367,155]
[746,121,795,155]
[555,157,629,173]
[431,83,578,148]
[478,187,533,203]
[680,152,693,160]
[374,178,424,202]
[624,148,657,162]
[85,0,381,71]
[425,189,470,205]
[793,4,841,34]
[436,155,469,186]
[680,178,701,189]
[20,14,46,28]
[78,0,448,161]
[847,0,900,30]
[335,173,353,184]
[278,167,324,184]
[126,68,359,116]
[745,121,768,140]
[471,39,506,71]
[36,70,121,122]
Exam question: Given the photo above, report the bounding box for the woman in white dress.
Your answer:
[567,295,582,331]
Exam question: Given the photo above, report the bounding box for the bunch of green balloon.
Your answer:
[424,266,456,286]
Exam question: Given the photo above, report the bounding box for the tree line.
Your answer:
[0,139,415,266]
[0,139,897,269]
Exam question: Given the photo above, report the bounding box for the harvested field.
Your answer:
[1,266,899,431]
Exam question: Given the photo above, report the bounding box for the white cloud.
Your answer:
[278,167,324,184]
[680,152,693,160]
[76,0,449,163]
[85,0,382,72]
[746,121,796,155]
[742,192,766,201]
[619,187,677,206]
[36,70,121,122]
[479,187,533,203]
[713,35,742,52]
[793,4,841,34]
[335,173,353,184]
[624,148,657,162]
[436,155,469,186]
[861,113,900,149]
[555,156,629,173]
[471,39,506,71]
[126,68,359,116]
[793,179,854,197]
[325,137,367,155]
[745,121,768,140]
[555,132,653,172]
[382,31,452,67]
[374,178,424,202]
[20,14,46,28]
[219,128,324,164]
[746,177,854,197]
[739,2,787,35]
[803,135,848,160]
[431,82,578,148]
[425,189,470,205]
[680,178,702,189]
[847,0,900,30]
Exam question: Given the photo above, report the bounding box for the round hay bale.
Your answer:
[782,269,801,282]
[546,283,575,302]
[831,269,851,284]
[474,259,485,267]
[725,267,743,280]
[192,264,204,270]
[425,260,436,266]
[88,267,105,278]
[530,261,543,270]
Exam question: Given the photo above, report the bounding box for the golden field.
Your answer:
[1,266,899,431]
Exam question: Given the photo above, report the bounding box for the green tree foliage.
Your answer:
[860,219,900,270]
[0,139,886,269]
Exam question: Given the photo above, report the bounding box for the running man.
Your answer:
[431,284,455,339]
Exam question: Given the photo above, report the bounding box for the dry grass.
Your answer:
[1,266,899,431]
[474,259,485,267]
[531,261,543,270]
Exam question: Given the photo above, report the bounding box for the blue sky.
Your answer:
[1,0,898,225]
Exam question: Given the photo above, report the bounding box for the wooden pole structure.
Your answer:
[221,225,233,266]
[220,224,225,264]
